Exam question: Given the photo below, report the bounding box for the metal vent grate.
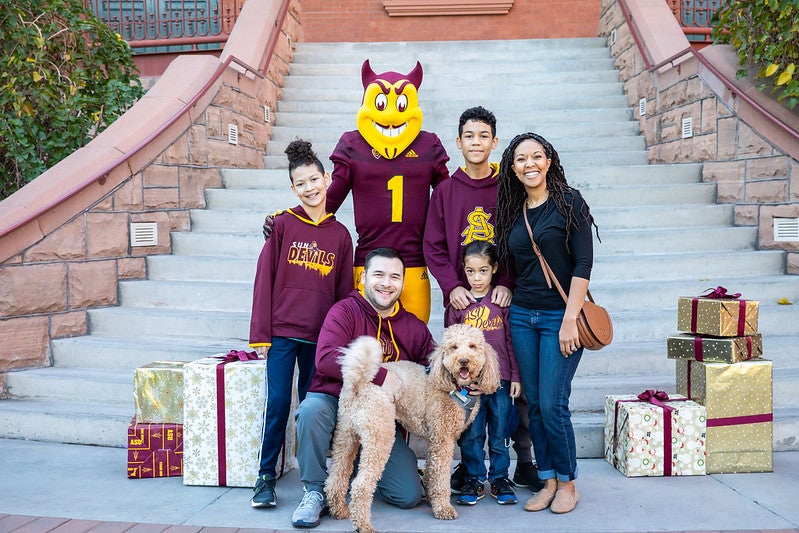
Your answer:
[264,106,271,123]
[130,222,158,247]
[774,217,799,242]
[228,123,239,145]
[638,97,646,116]
[610,28,616,45]
[681,117,693,139]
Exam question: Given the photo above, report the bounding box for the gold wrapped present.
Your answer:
[667,333,762,364]
[134,361,188,424]
[676,358,773,473]
[183,351,297,487]
[677,292,758,337]
[604,391,706,477]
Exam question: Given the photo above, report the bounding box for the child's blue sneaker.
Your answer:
[490,477,517,505]
[456,478,485,506]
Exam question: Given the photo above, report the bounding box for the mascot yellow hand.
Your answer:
[356,60,424,160]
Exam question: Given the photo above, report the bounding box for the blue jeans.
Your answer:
[459,380,513,481]
[258,337,316,477]
[294,392,422,508]
[509,305,582,482]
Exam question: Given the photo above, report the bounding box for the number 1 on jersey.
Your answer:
[387,175,403,223]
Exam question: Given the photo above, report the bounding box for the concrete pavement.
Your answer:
[0,439,798,532]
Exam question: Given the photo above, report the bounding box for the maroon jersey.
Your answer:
[445,286,519,383]
[423,165,511,304]
[327,130,450,267]
[249,206,354,346]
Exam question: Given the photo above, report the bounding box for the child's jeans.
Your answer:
[459,379,513,481]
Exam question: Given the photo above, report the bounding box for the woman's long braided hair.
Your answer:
[495,132,599,269]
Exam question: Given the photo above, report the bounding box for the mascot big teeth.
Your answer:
[325,59,450,323]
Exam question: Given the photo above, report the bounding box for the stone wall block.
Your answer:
[188,125,210,166]
[734,204,758,226]
[143,165,180,187]
[791,161,799,200]
[206,141,261,168]
[118,257,147,279]
[716,180,745,203]
[68,260,118,309]
[692,134,717,161]
[0,263,67,315]
[746,156,789,180]
[716,117,738,159]
[787,252,799,274]
[700,98,717,135]
[167,211,191,232]
[738,123,774,157]
[747,180,788,204]
[113,174,144,211]
[213,85,236,107]
[50,310,88,338]
[180,168,222,208]
[161,135,190,165]
[0,316,50,370]
[23,218,86,263]
[660,81,687,108]
[92,195,114,212]
[206,106,223,138]
[143,187,180,209]
[703,160,745,183]
[86,212,129,258]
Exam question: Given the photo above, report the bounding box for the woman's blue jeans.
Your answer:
[258,336,316,478]
[509,305,582,482]
[459,379,513,482]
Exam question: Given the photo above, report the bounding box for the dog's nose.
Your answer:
[459,358,468,366]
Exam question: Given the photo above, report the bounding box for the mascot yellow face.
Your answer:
[356,60,424,160]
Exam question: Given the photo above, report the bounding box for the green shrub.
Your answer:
[0,0,143,200]
[712,0,799,109]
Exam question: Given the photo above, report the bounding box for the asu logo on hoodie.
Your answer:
[462,305,503,332]
[287,241,336,276]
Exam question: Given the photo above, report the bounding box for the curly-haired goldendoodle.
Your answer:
[325,323,501,533]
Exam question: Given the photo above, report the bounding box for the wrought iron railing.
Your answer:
[668,0,724,43]
[84,0,244,51]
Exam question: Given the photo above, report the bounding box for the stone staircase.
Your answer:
[2,38,798,455]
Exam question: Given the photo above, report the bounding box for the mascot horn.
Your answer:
[356,60,424,160]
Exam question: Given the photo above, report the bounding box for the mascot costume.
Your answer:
[324,60,450,323]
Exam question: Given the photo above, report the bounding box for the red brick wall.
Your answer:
[301,0,599,42]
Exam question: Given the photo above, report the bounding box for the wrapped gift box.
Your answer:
[183,352,297,487]
[676,358,773,473]
[127,419,183,478]
[134,361,188,424]
[604,392,706,477]
[677,296,758,337]
[667,333,762,364]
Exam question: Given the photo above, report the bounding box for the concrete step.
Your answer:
[119,279,253,311]
[592,203,733,228]
[597,226,756,253]
[87,307,250,342]
[219,164,705,190]
[5,367,132,404]
[51,335,241,370]
[146,254,256,283]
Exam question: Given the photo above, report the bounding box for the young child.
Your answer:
[445,240,521,506]
[424,106,542,493]
[248,139,354,509]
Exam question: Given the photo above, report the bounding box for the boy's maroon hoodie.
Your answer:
[308,290,435,398]
[249,205,353,347]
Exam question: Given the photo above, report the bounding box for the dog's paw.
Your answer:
[329,505,349,519]
[352,521,375,533]
[433,503,458,520]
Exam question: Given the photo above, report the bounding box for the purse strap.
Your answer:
[522,204,595,305]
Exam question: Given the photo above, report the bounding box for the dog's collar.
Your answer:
[449,388,477,422]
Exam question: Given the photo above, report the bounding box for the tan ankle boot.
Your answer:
[524,478,556,512]
[550,480,579,514]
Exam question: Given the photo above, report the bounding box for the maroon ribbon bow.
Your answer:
[701,286,741,299]
[613,390,688,476]
[213,349,261,485]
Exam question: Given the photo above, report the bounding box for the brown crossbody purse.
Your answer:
[522,206,613,350]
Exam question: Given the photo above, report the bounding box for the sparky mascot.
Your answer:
[324,60,450,323]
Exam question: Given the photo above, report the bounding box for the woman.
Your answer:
[494,132,598,514]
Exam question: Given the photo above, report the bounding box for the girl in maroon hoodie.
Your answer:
[248,140,353,509]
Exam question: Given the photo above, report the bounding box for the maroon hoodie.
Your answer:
[423,165,512,305]
[249,205,354,347]
[308,290,436,398]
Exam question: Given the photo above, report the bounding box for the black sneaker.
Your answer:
[456,478,485,506]
[450,462,467,494]
[490,477,517,505]
[251,473,277,508]
[513,462,545,492]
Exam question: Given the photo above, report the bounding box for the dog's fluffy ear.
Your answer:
[475,337,501,395]
[427,343,453,391]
